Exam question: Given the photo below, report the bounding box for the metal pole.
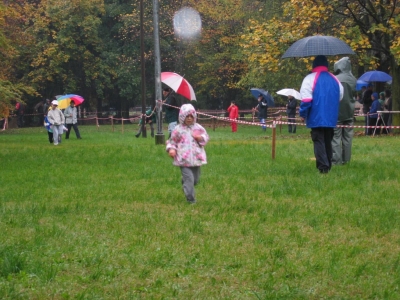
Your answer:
[140,0,147,137]
[272,120,276,159]
[153,0,165,145]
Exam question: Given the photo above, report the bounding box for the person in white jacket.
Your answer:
[47,100,65,146]
[64,101,81,139]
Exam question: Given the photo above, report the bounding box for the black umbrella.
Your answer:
[282,35,355,59]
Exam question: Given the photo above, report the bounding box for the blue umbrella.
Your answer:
[282,35,355,58]
[358,70,392,83]
[250,88,274,107]
[356,79,368,91]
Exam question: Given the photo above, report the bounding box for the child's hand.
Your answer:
[192,129,203,142]
[168,149,176,158]
[192,133,203,142]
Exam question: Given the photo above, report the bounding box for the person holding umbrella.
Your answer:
[163,87,180,138]
[227,101,239,132]
[286,95,297,133]
[299,55,343,174]
[253,94,268,131]
[64,100,82,140]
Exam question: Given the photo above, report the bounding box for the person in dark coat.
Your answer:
[253,94,268,131]
[43,99,51,116]
[286,95,297,133]
[383,89,392,134]
[34,100,44,126]
[15,102,25,128]
[163,87,180,138]
[362,83,373,135]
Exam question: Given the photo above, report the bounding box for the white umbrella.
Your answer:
[276,88,302,100]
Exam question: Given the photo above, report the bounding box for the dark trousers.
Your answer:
[17,115,24,127]
[47,131,53,144]
[136,122,154,137]
[381,113,389,134]
[311,128,334,173]
[376,117,384,135]
[66,123,81,139]
[368,118,378,136]
[288,114,296,133]
[364,115,369,135]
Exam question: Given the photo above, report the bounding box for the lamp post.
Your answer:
[139,0,147,137]
[153,0,165,144]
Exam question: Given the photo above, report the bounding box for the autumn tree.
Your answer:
[167,0,268,109]
[0,1,37,118]
[25,0,115,113]
[240,0,400,128]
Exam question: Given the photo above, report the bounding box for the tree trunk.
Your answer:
[391,57,400,134]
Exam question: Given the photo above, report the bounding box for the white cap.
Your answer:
[51,100,58,106]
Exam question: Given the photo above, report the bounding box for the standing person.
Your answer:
[135,107,156,137]
[44,115,53,144]
[34,100,44,126]
[43,98,52,142]
[331,57,357,165]
[286,95,297,133]
[362,83,374,135]
[253,94,268,131]
[15,101,25,128]
[357,86,366,102]
[166,104,209,204]
[163,87,179,138]
[299,55,343,174]
[227,101,239,132]
[376,92,386,134]
[47,100,65,146]
[64,101,82,139]
[368,92,381,136]
[43,99,51,116]
[383,89,392,134]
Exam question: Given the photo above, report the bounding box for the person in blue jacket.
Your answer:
[44,115,53,144]
[300,55,343,173]
[368,92,381,135]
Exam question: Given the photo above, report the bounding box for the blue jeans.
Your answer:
[259,118,266,130]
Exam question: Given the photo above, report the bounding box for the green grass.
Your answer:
[1,123,400,299]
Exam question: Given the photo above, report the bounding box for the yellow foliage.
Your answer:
[240,0,400,72]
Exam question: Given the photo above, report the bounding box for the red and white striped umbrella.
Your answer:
[161,72,196,101]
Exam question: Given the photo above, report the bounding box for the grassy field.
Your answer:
[1,123,400,299]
